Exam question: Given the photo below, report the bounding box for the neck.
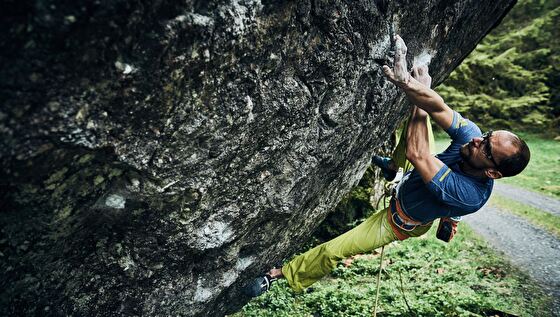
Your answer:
[459,160,488,179]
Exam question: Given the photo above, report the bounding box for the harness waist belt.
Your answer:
[390,197,426,232]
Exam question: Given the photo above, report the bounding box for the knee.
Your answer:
[318,244,338,260]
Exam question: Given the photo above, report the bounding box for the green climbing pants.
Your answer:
[281,207,432,293]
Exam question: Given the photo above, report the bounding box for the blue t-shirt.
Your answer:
[395,111,493,223]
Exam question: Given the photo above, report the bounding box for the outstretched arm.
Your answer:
[383,35,454,130]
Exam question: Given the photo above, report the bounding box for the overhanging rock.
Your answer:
[0,0,515,316]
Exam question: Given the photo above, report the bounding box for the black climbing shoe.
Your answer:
[372,155,397,181]
[245,274,277,298]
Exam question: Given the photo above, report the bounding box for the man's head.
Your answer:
[459,130,530,179]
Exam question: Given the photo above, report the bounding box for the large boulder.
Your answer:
[0,0,515,316]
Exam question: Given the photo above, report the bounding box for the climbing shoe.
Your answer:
[245,274,277,298]
[372,155,397,181]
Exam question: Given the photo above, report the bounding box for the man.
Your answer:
[247,35,530,296]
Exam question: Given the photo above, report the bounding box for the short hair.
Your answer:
[498,136,530,177]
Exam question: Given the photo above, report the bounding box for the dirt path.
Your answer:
[494,182,560,215]
[464,191,560,316]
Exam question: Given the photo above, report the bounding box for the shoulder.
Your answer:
[444,111,482,144]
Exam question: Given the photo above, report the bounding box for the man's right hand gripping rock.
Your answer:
[383,35,411,87]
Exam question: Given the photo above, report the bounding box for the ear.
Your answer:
[485,168,502,180]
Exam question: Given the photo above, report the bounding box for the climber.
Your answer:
[246,35,530,296]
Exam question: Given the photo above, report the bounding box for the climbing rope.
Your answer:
[372,188,390,317]
[373,245,384,317]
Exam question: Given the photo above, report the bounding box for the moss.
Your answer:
[44,167,69,185]
[52,182,69,199]
[163,83,174,93]
[78,154,94,164]
[57,205,73,220]
[108,169,123,178]
[94,175,105,186]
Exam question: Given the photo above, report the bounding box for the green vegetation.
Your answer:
[490,193,560,238]
[433,132,452,153]
[436,0,560,134]
[235,224,552,317]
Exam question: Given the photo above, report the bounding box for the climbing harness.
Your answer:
[390,194,431,230]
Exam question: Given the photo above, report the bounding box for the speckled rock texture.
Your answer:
[0,0,515,316]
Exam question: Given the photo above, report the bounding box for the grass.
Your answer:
[490,193,560,238]
[234,223,553,317]
[434,132,560,199]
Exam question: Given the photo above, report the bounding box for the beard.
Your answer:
[460,143,470,161]
[460,142,477,168]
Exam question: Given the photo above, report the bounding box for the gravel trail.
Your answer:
[494,182,560,215]
[465,203,560,316]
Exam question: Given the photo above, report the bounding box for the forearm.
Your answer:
[406,104,444,183]
[400,77,453,129]
[401,77,444,112]
[405,107,444,183]
[406,105,431,162]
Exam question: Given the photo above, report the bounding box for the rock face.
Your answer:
[0,0,515,316]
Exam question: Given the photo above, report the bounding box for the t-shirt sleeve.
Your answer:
[445,111,482,145]
[426,165,486,214]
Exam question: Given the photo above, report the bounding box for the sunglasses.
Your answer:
[481,130,500,168]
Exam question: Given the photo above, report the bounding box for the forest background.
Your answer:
[437,0,559,134]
